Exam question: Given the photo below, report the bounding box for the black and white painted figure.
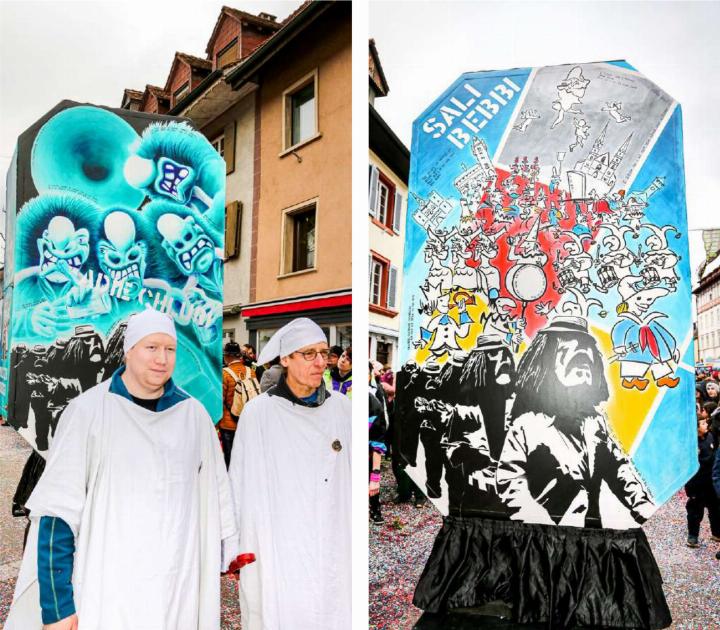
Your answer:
[406,337,516,514]
[497,299,655,528]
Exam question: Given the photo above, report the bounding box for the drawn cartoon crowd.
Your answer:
[398,66,685,528]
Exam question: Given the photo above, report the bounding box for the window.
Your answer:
[173,82,189,103]
[370,259,384,305]
[282,202,317,274]
[334,324,352,349]
[223,329,235,343]
[283,71,318,150]
[368,164,403,234]
[377,181,389,225]
[216,38,238,69]
[212,135,225,158]
[369,252,398,312]
[376,341,392,367]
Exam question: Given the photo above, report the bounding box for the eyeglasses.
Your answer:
[293,349,330,362]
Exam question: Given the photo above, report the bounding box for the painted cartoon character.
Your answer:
[480,297,526,351]
[529,157,540,185]
[507,218,548,267]
[142,200,224,343]
[602,101,631,124]
[423,238,453,294]
[611,276,679,390]
[549,167,561,194]
[124,121,225,217]
[497,300,655,527]
[554,232,593,294]
[520,156,530,177]
[550,66,590,129]
[486,188,518,224]
[419,293,473,358]
[473,225,508,303]
[97,210,148,302]
[449,234,479,292]
[622,195,649,237]
[569,118,590,152]
[513,109,541,133]
[594,224,637,292]
[640,225,680,291]
[14,194,100,339]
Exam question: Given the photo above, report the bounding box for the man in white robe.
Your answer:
[229,318,352,630]
[6,308,236,630]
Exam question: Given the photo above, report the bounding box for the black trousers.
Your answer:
[419,427,444,498]
[219,428,236,469]
[686,493,720,537]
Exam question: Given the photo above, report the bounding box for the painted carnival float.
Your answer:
[1,102,224,486]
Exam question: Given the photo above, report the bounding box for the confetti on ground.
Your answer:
[370,464,720,630]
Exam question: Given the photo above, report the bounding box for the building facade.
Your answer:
[121,2,351,350]
[368,40,408,369]
[694,254,720,363]
[231,2,352,351]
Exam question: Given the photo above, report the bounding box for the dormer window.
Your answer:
[216,38,238,69]
[173,82,190,103]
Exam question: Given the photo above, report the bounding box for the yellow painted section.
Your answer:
[593,326,656,451]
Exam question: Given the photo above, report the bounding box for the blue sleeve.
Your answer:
[611,319,632,349]
[38,516,76,624]
[713,447,720,498]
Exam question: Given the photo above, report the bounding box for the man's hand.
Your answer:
[44,614,78,630]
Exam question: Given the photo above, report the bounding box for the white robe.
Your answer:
[229,391,352,630]
[5,379,237,630]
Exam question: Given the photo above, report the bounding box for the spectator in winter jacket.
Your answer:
[685,414,720,548]
[219,341,258,467]
[328,345,344,370]
[324,347,352,397]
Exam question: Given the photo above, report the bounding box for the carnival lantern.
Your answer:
[396,61,694,629]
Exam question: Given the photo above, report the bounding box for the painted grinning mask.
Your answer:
[156,213,215,276]
[98,211,147,294]
[37,216,89,283]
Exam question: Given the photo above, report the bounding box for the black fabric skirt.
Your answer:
[413,516,671,629]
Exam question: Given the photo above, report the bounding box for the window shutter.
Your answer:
[388,265,398,309]
[392,191,403,233]
[224,121,236,175]
[368,255,373,300]
[368,165,379,217]
[225,201,241,259]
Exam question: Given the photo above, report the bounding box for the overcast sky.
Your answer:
[370,0,720,278]
[0,0,299,196]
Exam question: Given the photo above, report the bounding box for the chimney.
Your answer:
[258,12,276,22]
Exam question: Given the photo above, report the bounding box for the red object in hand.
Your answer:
[229,553,256,573]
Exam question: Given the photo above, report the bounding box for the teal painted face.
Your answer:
[154,157,196,203]
[98,211,147,295]
[157,213,215,275]
[37,216,89,283]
